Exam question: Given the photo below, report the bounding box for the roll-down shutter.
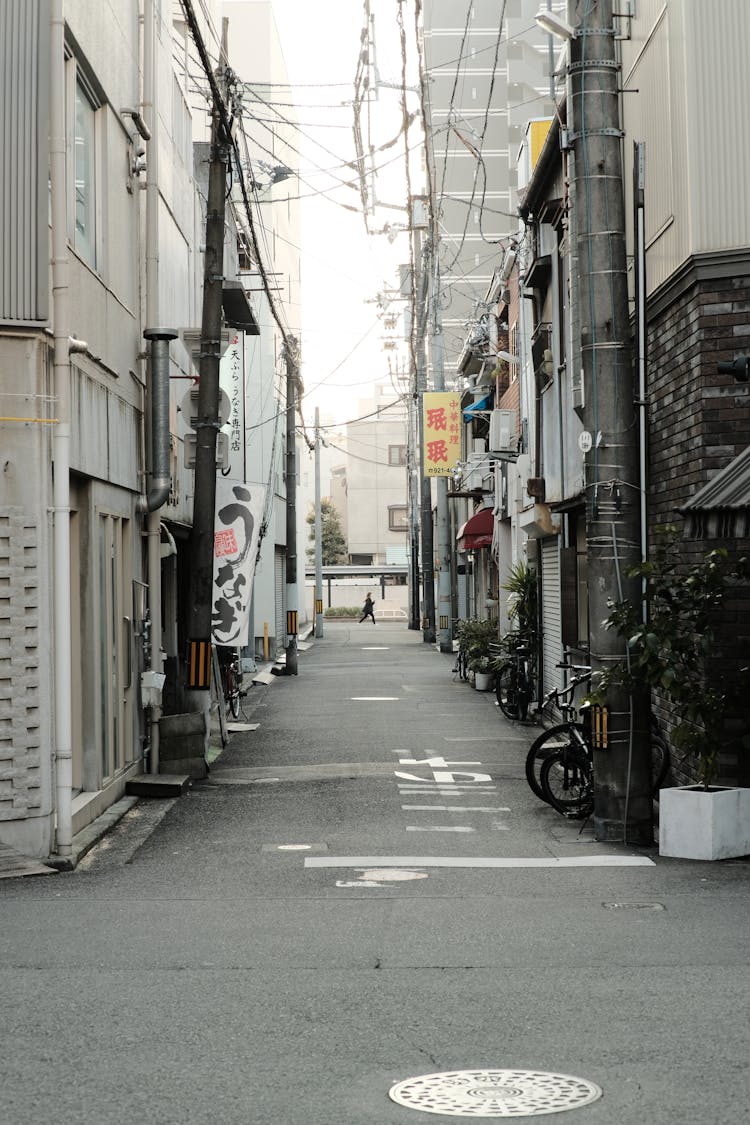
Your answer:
[541,537,562,698]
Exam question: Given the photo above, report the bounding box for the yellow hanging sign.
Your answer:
[422,392,461,477]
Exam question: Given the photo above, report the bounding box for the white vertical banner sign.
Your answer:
[219,335,245,479]
[211,479,266,646]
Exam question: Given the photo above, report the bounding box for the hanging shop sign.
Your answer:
[422,391,461,476]
[211,478,266,646]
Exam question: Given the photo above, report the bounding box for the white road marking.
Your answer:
[397,786,497,793]
[400,805,510,812]
[443,736,503,742]
[406,826,475,833]
[305,855,656,869]
[395,770,492,784]
[351,696,400,701]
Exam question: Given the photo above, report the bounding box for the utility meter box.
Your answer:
[140,670,166,708]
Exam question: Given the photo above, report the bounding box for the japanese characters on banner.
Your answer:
[422,391,461,476]
[219,335,244,479]
[211,479,266,647]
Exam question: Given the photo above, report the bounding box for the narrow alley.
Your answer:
[2,623,749,1124]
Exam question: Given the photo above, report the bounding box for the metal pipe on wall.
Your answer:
[50,0,73,857]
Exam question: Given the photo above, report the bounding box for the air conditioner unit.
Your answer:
[489,409,517,453]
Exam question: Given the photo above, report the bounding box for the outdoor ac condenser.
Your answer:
[489,409,516,453]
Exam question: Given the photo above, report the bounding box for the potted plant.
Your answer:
[601,529,750,860]
[457,617,498,691]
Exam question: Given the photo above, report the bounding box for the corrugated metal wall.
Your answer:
[0,0,50,323]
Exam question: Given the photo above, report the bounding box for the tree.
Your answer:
[306,498,347,564]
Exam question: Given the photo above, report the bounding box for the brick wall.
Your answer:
[646,271,750,784]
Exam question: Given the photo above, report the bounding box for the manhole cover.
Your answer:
[388,1070,602,1117]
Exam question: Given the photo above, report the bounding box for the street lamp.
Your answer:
[534,8,576,38]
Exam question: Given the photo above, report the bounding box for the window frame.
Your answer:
[66,52,105,270]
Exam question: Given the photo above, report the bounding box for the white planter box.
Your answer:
[659,785,750,860]
[474,672,493,692]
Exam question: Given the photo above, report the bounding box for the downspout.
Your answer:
[50,0,73,858]
[136,0,174,772]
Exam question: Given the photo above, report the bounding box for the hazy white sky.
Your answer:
[261,1,417,425]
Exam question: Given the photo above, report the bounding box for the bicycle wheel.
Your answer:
[650,731,671,793]
[540,745,594,817]
[525,722,587,803]
[459,649,469,682]
[516,662,532,722]
[496,662,521,719]
[225,668,241,719]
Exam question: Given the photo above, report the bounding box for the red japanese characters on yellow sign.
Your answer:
[422,392,461,477]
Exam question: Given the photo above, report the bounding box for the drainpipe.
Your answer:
[50,0,72,858]
[136,0,174,773]
[137,326,175,777]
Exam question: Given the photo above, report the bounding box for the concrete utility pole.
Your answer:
[413,207,436,644]
[431,257,453,653]
[284,336,299,675]
[187,20,231,696]
[314,407,324,639]
[568,0,652,843]
[407,399,421,631]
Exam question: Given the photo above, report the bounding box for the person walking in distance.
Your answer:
[359,592,376,624]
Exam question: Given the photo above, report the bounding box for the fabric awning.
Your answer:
[456,507,494,550]
[462,393,491,420]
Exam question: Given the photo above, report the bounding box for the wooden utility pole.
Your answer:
[284,336,299,675]
[568,0,652,843]
[314,407,324,639]
[187,20,231,691]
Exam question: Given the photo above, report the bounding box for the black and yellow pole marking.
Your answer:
[439,615,449,631]
[591,705,608,750]
[286,609,298,637]
[187,639,211,690]
[315,598,323,616]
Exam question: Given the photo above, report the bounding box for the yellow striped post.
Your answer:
[187,639,211,690]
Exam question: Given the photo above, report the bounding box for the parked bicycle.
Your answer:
[452,628,470,682]
[526,684,671,817]
[493,637,534,721]
[220,649,244,720]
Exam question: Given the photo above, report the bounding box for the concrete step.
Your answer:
[125,774,191,798]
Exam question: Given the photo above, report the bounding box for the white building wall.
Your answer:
[621,0,750,295]
[223,0,302,654]
[346,390,409,564]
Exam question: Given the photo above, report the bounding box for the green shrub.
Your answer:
[323,606,361,618]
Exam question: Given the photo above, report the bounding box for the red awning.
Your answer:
[456,507,494,550]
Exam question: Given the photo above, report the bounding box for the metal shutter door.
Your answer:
[541,537,562,698]
[274,549,286,657]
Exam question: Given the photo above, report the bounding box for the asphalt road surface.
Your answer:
[2,621,749,1124]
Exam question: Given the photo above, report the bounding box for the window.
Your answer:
[74,77,97,265]
[388,444,406,467]
[388,506,409,532]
